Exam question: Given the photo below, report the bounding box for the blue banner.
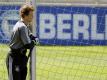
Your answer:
[0,5,20,43]
[37,6,107,45]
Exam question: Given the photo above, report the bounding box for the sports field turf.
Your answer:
[0,44,107,80]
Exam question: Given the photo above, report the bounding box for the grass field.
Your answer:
[0,44,107,80]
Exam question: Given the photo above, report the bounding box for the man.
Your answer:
[6,4,36,80]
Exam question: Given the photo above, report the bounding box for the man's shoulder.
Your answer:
[15,21,27,29]
[13,21,26,31]
[15,21,25,27]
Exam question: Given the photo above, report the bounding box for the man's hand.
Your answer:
[30,34,40,45]
[32,37,39,45]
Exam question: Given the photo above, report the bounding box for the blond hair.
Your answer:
[19,4,34,18]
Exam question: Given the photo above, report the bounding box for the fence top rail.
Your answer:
[0,2,24,5]
[0,2,107,7]
[37,2,107,7]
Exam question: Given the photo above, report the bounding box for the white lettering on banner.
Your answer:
[73,14,89,40]
[57,14,71,39]
[105,15,107,40]
[39,13,106,40]
[39,14,55,39]
[91,14,104,40]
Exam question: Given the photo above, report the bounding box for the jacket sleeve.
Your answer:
[19,26,35,49]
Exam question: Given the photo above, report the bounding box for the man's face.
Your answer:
[26,11,33,23]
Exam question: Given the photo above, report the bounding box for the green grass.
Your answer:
[36,46,107,80]
[0,44,9,80]
[0,44,107,80]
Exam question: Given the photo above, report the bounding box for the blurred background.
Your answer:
[0,0,107,80]
[0,0,107,4]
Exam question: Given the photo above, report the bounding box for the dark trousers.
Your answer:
[6,51,28,80]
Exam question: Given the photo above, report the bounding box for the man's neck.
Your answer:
[21,18,29,26]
